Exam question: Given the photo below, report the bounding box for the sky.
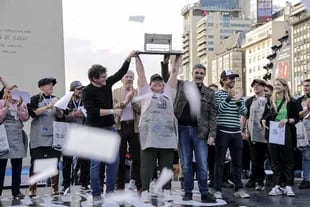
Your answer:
[62,0,301,89]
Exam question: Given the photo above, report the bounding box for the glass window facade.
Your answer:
[200,0,239,9]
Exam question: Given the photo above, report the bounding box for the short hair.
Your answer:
[192,64,206,71]
[209,84,218,89]
[265,84,273,92]
[88,64,107,82]
[303,79,310,83]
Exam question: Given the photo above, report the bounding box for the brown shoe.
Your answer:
[28,184,37,197]
[13,192,25,199]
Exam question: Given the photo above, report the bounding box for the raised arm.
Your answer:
[0,76,7,88]
[108,50,137,85]
[161,54,170,82]
[135,55,147,88]
[167,55,181,89]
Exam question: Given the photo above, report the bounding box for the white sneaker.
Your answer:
[268,185,283,196]
[213,191,223,199]
[141,191,150,203]
[284,186,295,197]
[234,189,250,198]
[127,180,137,191]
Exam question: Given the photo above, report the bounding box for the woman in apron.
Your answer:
[27,78,63,197]
[135,54,181,201]
[0,85,29,199]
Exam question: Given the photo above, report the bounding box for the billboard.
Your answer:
[273,45,291,81]
[257,0,272,23]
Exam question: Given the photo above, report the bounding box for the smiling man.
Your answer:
[112,70,141,191]
[213,70,249,199]
[174,64,217,203]
[82,50,137,201]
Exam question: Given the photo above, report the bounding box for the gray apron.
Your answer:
[0,110,26,159]
[139,93,178,150]
[248,98,267,143]
[30,96,57,149]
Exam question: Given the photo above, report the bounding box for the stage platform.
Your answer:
[1,180,310,206]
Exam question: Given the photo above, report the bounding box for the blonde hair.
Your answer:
[272,78,291,112]
[3,85,18,101]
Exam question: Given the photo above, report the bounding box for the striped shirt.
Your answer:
[215,89,247,132]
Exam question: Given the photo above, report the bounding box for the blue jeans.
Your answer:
[178,125,209,195]
[90,127,119,195]
[303,146,310,181]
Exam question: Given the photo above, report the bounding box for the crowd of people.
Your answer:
[0,51,310,203]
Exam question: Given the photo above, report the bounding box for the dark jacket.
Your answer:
[262,97,299,147]
[174,80,217,139]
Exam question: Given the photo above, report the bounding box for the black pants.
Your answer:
[79,158,90,187]
[214,130,243,191]
[268,126,295,186]
[62,155,73,189]
[208,145,215,181]
[0,158,22,196]
[242,140,251,171]
[208,145,231,182]
[117,122,141,189]
[249,142,268,183]
[29,147,60,193]
[140,148,174,191]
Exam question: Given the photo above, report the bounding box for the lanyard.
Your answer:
[72,98,81,109]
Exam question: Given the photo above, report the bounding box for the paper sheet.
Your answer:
[54,92,73,110]
[269,121,285,145]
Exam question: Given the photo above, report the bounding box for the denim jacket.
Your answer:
[174,80,217,139]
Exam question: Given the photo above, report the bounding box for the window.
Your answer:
[208,23,214,27]
[223,22,230,27]
[222,15,230,21]
[208,35,214,38]
[208,41,214,45]
[208,48,214,51]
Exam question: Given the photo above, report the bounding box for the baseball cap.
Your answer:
[150,74,163,82]
[38,78,57,87]
[220,70,239,79]
[70,81,84,91]
[251,79,266,87]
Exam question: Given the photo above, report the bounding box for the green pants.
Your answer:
[140,148,174,191]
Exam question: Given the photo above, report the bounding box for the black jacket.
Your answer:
[262,97,299,146]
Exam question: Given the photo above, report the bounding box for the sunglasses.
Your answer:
[228,77,236,80]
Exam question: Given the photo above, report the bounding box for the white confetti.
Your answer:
[62,124,120,163]
[183,81,201,118]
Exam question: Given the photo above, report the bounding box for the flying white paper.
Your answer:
[62,124,121,163]
[132,92,153,103]
[28,167,58,185]
[129,16,145,23]
[54,92,74,110]
[105,191,141,206]
[10,89,31,104]
[152,168,173,193]
[33,158,58,173]
[183,81,201,118]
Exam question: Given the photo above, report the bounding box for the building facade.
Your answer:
[288,2,310,95]
[181,1,251,83]
[211,33,245,93]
